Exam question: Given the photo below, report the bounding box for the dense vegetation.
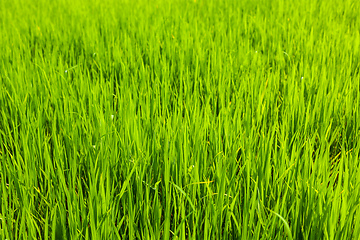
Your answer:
[1,0,359,239]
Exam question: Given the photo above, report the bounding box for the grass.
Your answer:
[0,0,360,239]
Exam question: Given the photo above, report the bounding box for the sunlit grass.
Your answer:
[1,0,360,239]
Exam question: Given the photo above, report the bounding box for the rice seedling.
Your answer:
[0,0,359,239]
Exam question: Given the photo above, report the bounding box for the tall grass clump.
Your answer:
[1,0,360,239]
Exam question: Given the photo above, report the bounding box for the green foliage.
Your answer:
[1,0,359,239]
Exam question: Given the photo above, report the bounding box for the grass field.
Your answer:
[1,0,360,239]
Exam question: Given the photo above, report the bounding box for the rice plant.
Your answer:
[1,0,359,239]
